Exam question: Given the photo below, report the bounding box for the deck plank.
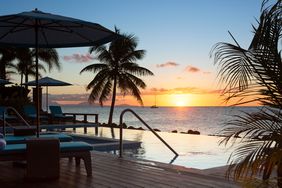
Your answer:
[0,151,240,188]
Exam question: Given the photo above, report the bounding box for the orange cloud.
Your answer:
[185,65,200,73]
[156,61,179,68]
[63,53,95,63]
[144,87,222,95]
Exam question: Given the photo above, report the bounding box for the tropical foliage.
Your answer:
[0,47,60,85]
[0,48,17,79]
[81,29,154,125]
[212,0,282,186]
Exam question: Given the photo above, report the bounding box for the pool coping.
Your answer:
[68,133,142,151]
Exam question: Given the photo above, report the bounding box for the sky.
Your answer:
[0,0,266,107]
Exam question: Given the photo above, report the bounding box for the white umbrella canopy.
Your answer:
[23,76,72,112]
[0,9,119,137]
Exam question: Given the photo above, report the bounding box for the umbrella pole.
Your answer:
[35,19,40,138]
[46,86,48,113]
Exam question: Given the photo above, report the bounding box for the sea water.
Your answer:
[60,106,260,169]
[61,106,259,135]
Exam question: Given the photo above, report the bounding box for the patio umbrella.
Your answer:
[23,76,72,112]
[0,79,12,85]
[0,9,118,137]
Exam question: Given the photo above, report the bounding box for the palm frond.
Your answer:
[120,49,146,63]
[119,75,143,105]
[88,76,109,105]
[98,80,112,106]
[220,107,282,180]
[37,48,60,71]
[121,62,154,76]
[212,42,255,91]
[85,69,110,90]
[80,63,108,74]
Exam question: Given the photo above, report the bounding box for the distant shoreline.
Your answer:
[58,104,261,108]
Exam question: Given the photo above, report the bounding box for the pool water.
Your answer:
[73,127,234,170]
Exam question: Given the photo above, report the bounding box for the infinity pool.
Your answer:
[74,127,234,170]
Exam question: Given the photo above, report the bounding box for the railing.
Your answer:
[1,106,31,136]
[119,108,178,158]
[63,113,99,134]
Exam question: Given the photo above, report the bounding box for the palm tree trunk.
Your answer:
[24,71,28,90]
[108,76,117,138]
[20,73,23,87]
[20,73,24,97]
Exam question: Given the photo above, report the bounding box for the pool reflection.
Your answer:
[79,127,234,170]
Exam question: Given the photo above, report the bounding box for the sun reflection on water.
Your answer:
[81,127,234,170]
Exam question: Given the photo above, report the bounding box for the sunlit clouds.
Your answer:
[156,61,179,68]
[185,65,200,73]
[145,87,222,95]
[63,53,95,63]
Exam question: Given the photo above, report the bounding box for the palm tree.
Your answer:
[10,48,60,88]
[0,48,17,80]
[0,47,60,84]
[211,0,282,186]
[21,48,60,85]
[81,29,154,125]
[11,60,46,87]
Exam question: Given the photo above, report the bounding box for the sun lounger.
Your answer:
[49,106,74,123]
[4,133,73,144]
[0,140,93,177]
[23,105,49,124]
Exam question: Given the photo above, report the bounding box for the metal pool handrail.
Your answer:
[1,106,31,136]
[119,108,179,158]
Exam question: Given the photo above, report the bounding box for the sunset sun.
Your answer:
[172,94,189,107]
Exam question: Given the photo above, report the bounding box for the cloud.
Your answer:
[143,87,222,95]
[185,65,200,73]
[49,94,89,101]
[63,53,95,63]
[156,61,179,68]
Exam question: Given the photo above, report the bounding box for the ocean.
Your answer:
[61,105,259,135]
[60,105,260,169]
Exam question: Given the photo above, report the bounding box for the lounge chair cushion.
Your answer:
[49,106,63,115]
[5,133,73,144]
[49,106,74,121]
[1,144,25,154]
[59,141,93,152]
[0,141,93,154]
[0,141,93,177]
[23,105,48,120]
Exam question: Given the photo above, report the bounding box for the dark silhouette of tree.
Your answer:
[0,48,17,80]
[212,0,282,186]
[1,48,60,87]
[81,29,153,126]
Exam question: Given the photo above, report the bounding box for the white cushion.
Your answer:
[0,138,6,150]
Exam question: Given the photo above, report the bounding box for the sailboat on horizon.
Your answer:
[150,95,158,108]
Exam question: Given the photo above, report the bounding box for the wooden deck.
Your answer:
[0,151,240,188]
